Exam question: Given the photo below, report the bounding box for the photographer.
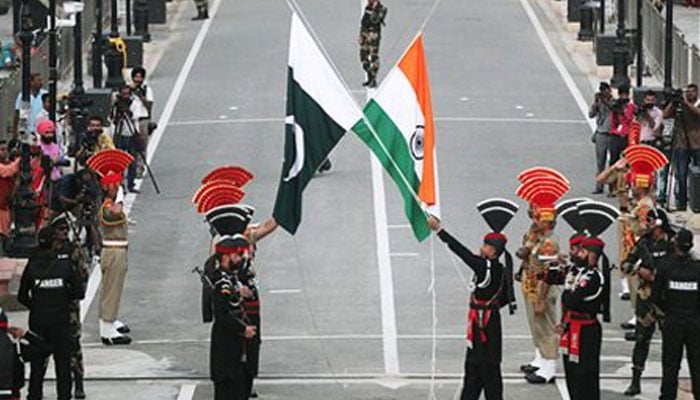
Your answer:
[610,84,637,166]
[130,67,154,177]
[75,116,115,169]
[111,86,139,193]
[663,83,700,211]
[589,82,613,195]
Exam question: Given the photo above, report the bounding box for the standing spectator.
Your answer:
[664,83,700,211]
[609,84,636,167]
[589,82,613,194]
[130,67,154,178]
[36,120,65,183]
[18,227,85,400]
[75,116,115,168]
[0,142,20,304]
[638,91,664,146]
[12,72,48,138]
[111,86,139,193]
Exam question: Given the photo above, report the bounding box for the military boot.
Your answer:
[623,369,642,396]
[192,8,208,20]
[74,372,86,399]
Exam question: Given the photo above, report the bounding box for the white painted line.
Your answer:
[519,0,596,131]
[515,105,524,110]
[371,153,400,376]
[556,378,571,400]
[168,117,283,127]
[218,115,228,119]
[229,106,238,111]
[389,252,419,257]
[166,116,586,127]
[436,116,586,124]
[79,0,223,323]
[268,289,303,294]
[388,224,412,229]
[176,384,197,400]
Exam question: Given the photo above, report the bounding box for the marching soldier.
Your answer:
[652,229,700,400]
[359,0,388,88]
[427,196,518,400]
[207,234,257,400]
[192,0,208,20]
[51,215,89,399]
[515,167,571,384]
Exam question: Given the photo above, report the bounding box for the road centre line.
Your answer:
[268,289,303,294]
[79,0,224,323]
[80,334,658,347]
[176,384,197,400]
[167,116,587,127]
[389,252,419,257]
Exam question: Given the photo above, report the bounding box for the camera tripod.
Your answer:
[112,113,161,194]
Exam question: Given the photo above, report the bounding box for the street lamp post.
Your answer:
[133,0,151,42]
[664,0,674,91]
[611,0,630,87]
[105,0,125,88]
[636,0,643,87]
[12,0,39,257]
[68,2,89,156]
[48,0,58,122]
[93,0,104,88]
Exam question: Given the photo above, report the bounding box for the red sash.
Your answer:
[559,311,597,363]
[466,298,496,348]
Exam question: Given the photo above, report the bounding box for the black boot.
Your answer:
[623,369,642,396]
[74,372,86,399]
[192,9,208,20]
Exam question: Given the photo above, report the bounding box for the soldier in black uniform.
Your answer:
[428,197,518,400]
[208,234,257,400]
[621,208,673,396]
[558,237,606,400]
[18,227,85,400]
[652,229,700,400]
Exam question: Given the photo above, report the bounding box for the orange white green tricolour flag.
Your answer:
[352,34,440,242]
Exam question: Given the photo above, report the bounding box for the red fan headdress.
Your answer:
[201,166,254,187]
[86,149,134,187]
[192,181,245,214]
[623,144,668,189]
[516,168,570,222]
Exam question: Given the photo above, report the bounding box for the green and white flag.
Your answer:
[273,14,362,234]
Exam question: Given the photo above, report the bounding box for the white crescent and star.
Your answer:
[283,115,305,182]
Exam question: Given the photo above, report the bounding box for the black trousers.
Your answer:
[460,356,503,400]
[563,355,600,400]
[609,134,628,166]
[27,323,72,400]
[660,320,700,400]
[214,379,246,400]
[632,320,656,371]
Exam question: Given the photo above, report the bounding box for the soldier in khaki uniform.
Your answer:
[515,167,571,384]
[85,149,135,345]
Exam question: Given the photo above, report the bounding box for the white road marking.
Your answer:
[556,378,571,400]
[389,252,419,257]
[268,289,303,294]
[518,0,596,131]
[371,153,401,376]
[218,115,227,119]
[79,0,224,323]
[166,116,587,127]
[176,384,197,400]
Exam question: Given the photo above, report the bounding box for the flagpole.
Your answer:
[282,0,433,219]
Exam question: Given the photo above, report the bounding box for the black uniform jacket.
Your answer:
[208,267,249,382]
[653,254,700,326]
[438,229,505,363]
[561,266,604,371]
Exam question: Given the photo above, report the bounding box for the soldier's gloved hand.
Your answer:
[514,267,523,283]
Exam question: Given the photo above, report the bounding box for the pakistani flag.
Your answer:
[273,14,362,234]
[352,35,440,242]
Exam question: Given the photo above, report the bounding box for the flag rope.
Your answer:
[428,234,438,400]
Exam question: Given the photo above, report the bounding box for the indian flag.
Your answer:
[352,35,440,241]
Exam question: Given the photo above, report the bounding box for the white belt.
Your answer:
[102,240,128,247]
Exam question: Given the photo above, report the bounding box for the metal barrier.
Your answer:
[628,0,698,88]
